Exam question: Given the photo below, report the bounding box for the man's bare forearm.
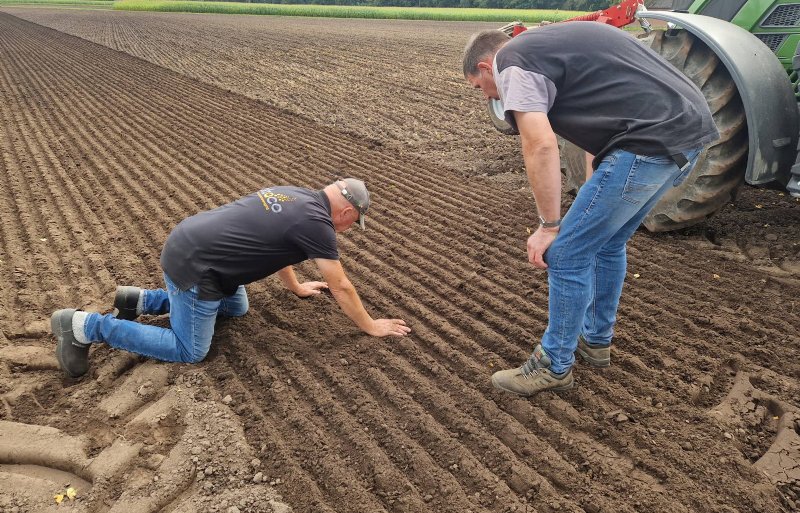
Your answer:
[522,140,562,222]
[276,266,300,293]
[329,280,374,333]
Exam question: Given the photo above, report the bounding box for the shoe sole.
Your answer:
[491,375,575,396]
[114,286,140,321]
[51,308,84,378]
[576,347,611,368]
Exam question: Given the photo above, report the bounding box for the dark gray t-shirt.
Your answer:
[494,22,719,168]
[161,186,339,300]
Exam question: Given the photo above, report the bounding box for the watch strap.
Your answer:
[539,216,562,229]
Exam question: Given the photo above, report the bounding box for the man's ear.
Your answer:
[339,205,354,223]
[477,60,493,75]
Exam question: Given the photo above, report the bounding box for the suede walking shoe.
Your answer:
[114,286,142,321]
[51,308,90,378]
[491,344,575,396]
[576,336,611,368]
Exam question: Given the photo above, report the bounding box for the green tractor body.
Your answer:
[676,0,800,95]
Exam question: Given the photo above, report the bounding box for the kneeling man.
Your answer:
[51,178,411,377]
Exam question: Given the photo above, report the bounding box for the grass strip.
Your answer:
[114,1,586,22]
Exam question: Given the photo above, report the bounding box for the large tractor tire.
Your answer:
[563,29,748,232]
[486,98,518,136]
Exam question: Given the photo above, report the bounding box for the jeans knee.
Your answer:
[180,347,209,364]
[229,302,248,317]
[186,352,208,364]
[176,335,212,364]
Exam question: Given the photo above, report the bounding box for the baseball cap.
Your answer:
[336,178,370,230]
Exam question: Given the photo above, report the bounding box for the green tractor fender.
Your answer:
[638,10,799,186]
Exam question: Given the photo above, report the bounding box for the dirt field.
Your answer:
[0,8,799,513]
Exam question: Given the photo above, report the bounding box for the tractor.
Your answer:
[486,0,800,232]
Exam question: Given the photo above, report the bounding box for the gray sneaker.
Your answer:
[491,345,575,396]
[51,309,90,378]
[576,336,611,368]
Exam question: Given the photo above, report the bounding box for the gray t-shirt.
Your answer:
[494,22,719,168]
[160,186,339,300]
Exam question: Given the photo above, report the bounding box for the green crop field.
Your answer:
[113,1,585,22]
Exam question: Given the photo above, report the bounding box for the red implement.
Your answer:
[563,0,643,28]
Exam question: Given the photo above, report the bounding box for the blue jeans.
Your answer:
[83,273,249,363]
[541,147,702,374]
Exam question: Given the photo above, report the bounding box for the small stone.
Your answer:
[724,432,733,439]
[679,441,694,451]
[423,494,433,502]
[191,446,202,455]
[222,395,233,405]
[145,453,166,470]
[205,466,214,476]
[203,481,214,490]
[251,458,261,468]
[227,507,241,513]
[253,472,263,483]
[766,233,779,242]
[340,358,349,365]
[615,413,630,423]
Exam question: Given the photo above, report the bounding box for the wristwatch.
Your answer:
[538,215,562,229]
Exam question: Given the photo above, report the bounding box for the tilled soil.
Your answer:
[0,8,799,513]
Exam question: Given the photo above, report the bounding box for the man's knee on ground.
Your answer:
[180,348,210,364]
[221,295,249,317]
[176,336,213,364]
[226,303,248,317]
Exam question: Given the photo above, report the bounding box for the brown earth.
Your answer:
[0,8,799,513]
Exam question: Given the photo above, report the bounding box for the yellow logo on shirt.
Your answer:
[257,188,295,214]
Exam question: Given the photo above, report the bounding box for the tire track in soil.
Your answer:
[0,11,797,513]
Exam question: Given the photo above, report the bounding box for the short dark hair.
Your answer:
[462,30,511,77]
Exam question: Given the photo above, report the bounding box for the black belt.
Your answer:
[671,153,690,172]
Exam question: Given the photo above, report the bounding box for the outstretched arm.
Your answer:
[314,258,411,337]
[514,110,562,270]
[276,266,329,298]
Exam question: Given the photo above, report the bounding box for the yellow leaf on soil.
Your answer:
[66,487,77,500]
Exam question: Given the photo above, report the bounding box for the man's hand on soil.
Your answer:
[294,281,329,297]
[527,227,559,269]
[368,319,411,337]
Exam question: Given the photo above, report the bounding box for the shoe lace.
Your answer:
[520,355,545,379]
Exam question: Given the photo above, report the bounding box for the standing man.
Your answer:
[51,178,411,378]
[463,22,718,396]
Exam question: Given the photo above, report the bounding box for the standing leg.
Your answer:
[580,148,703,355]
[491,147,701,396]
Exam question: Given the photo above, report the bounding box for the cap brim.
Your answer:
[358,213,366,231]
